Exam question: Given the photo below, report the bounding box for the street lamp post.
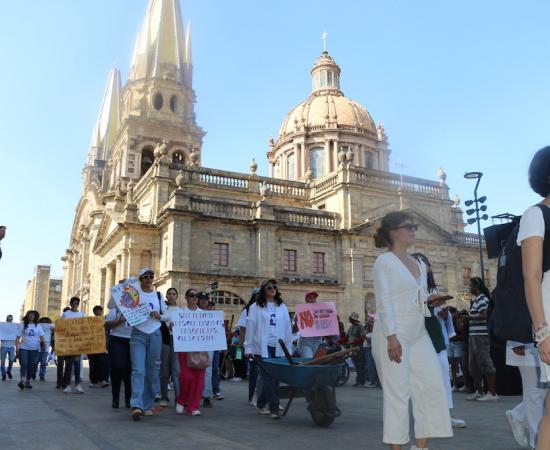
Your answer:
[464,171,488,283]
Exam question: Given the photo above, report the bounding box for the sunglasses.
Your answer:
[396,224,418,231]
[140,274,154,279]
[264,285,277,290]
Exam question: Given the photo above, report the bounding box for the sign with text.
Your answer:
[110,278,150,327]
[172,310,227,352]
[0,322,20,341]
[295,302,339,338]
[54,316,106,356]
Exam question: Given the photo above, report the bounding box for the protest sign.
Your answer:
[172,310,227,352]
[110,277,150,326]
[295,302,339,338]
[0,322,20,340]
[54,316,106,356]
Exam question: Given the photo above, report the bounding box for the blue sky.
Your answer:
[1,0,549,319]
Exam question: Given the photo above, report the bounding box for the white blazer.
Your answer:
[244,302,292,358]
[372,251,431,337]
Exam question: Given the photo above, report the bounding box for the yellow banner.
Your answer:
[54,316,106,356]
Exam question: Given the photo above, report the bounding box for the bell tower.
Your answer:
[107,0,205,190]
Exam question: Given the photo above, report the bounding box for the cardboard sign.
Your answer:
[295,302,339,338]
[0,322,20,341]
[172,310,227,352]
[54,316,106,356]
[110,278,150,326]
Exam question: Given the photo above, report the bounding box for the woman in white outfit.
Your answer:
[372,211,453,450]
[520,146,550,450]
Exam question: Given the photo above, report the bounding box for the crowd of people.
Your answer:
[2,146,550,448]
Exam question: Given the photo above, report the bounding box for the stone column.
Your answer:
[300,143,307,179]
[324,140,331,176]
[105,264,115,305]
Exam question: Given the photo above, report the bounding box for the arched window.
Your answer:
[364,151,373,169]
[310,147,326,178]
[153,92,163,110]
[172,150,186,165]
[211,290,245,306]
[140,147,155,177]
[287,153,295,180]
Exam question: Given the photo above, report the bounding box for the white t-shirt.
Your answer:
[40,324,53,347]
[267,302,277,347]
[62,310,85,319]
[134,289,164,334]
[237,309,248,328]
[106,308,132,339]
[18,324,45,351]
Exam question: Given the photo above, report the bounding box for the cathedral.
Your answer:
[61,0,489,319]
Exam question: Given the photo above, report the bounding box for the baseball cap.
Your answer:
[197,291,210,300]
[138,268,154,277]
[304,290,319,299]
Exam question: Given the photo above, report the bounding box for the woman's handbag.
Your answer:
[187,351,210,369]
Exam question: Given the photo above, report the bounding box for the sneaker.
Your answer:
[159,399,168,407]
[154,394,161,402]
[7,372,12,379]
[278,405,284,412]
[271,413,281,420]
[143,410,153,416]
[89,383,99,388]
[249,400,257,407]
[466,392,482,401]
[476,393,499,402]
[75,384,84,394]
[63,386,73,394]
[257,407,270,415]
[131,408,143,421]
[202,398,212,408]
[451,386,457,392]
[214,392,224,400]
[1,375,5,381]
[176,403,185,414]
[451,415,466,428]
[458,386,466,392]
[18,381,24,390]
[24,381,32,389]
[506,410,529,448]
[365,382,377,388]
[101,381,110,388]
[230,377,242,382]
[191,410,201,416]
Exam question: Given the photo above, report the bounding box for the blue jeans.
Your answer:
[365,347,379,386]
[248,358,259,402]
[298,337,322,358]
[130,328,162,412]
[257,346,279,413]
[19,349,39,381]
[35,350,49,379]
[1,346,14,377]
[211,351,221,394]
[202,351,214,398]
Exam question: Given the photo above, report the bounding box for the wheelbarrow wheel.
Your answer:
[307,386,339,428]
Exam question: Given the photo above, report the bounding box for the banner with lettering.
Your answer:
[110,277,150,327]
[295,302,339,338]
[172,310,227,352]
[54,316,106,356]
[0,322,20,341]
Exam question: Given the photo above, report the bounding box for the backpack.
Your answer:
[492,204,550,343]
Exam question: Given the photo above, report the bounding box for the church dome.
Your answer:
[277,52,376,140]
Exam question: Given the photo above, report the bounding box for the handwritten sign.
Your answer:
[172,310,227,352]
[295,302,339,338]
[0,322,20,341]
[110,277,150,326]
[54,316,106,356]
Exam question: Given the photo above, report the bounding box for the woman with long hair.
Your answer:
[516,146,550,450]
[15,310,45,389]
[372,211,452,450]
[244,279,292,419]
[466,276,497,401]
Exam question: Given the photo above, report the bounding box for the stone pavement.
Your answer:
[0,363,524,450]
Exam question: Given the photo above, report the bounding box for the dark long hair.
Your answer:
[411,252,437,293]
[374,211,415,248]
[256,280,283,308]
[244,292,258,314]
[470,277,491,299]
[23,310,40,329]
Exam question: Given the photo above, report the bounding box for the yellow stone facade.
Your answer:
[61,0,492,319]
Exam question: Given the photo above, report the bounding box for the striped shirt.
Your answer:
[469,294,489,336]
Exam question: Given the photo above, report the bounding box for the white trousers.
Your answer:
[437,349,453,410]
[373,313,453,445]
[511,365,547,449]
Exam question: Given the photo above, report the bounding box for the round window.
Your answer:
[153,93,163,110]
[170,95,177,112]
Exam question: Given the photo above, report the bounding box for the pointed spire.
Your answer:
[184,21,193,86]
[128,0,187,84]
[87,68,122,166]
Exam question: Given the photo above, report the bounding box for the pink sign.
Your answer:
[295,302,339,337]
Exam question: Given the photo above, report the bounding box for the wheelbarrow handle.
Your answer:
[278,339,296,365]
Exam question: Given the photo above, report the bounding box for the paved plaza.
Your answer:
[0,363,522,450]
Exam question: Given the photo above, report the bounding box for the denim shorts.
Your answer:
[447,341,464,359]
